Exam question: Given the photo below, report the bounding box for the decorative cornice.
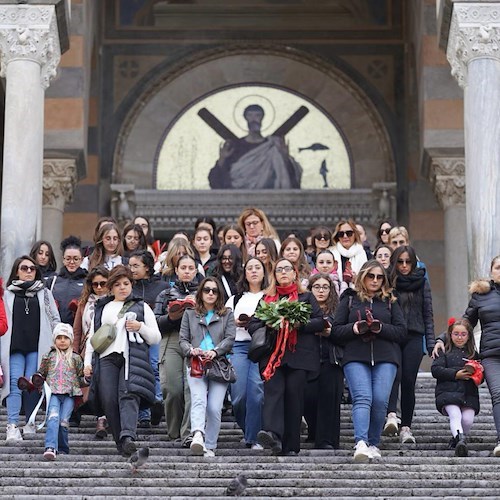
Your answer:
[447,3,500,88]
[0,5,61,89]
[430,157,466,209]
[42,159,77,210]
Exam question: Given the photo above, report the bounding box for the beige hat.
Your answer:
[52,323,74,343]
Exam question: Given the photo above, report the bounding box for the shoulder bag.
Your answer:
[248,325,275,363]
[91,302,134,354]
[204,355,237,383]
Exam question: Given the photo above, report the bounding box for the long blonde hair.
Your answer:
[354,260,396,303]
[238,207,279,240]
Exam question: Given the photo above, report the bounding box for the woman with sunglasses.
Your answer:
[211,244,243,303]
[179,277,236,457]
[1,256,60,442]
[376,219,397,247]
[154,254,199,445]
[238,207,280,257]
[304,274,343,449]
[384,246,435,444]
[331,260,406,461]
[311,226,333,260]
[330,219,367,289]
[30,240,57,280]
[225,257,268,449]
[72,266,109,434]
[47,236,87,326]
[248,257,323,456]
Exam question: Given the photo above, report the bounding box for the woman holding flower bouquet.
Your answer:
[332,260,406,462]
[248,258,323,456]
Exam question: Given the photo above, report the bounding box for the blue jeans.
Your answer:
[229,341,263,444]
[7,351,39,424]
[343,361,397,447]
[45,394,74,453]
[187,368,228,450]
[138,343,162,422]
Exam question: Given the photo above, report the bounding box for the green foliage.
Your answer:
[254,298,312,329]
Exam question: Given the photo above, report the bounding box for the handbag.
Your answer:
[190,355,206,378]
[91,302,134,354]
[248,325,274,363]
[204,356,237,383]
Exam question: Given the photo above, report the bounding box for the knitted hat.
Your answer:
[52,323,74,343]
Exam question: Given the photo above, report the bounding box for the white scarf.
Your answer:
[330,242,367,275]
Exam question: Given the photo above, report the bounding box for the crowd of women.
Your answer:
[0,209,498,461]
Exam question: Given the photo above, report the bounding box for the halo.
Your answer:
[233,94,276,134]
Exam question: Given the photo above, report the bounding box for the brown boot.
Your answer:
[95,417,108,439]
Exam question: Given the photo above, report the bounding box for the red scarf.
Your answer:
[262,283,299,381]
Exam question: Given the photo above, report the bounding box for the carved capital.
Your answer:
[0,5,61,89]
[430,157,466,209]
[447,3,500,88]
[43,159,77,211]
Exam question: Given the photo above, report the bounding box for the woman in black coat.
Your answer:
[248,257,323,456]
[332,259,406,462]
[385,245,435,444]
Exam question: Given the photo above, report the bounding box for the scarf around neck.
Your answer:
[8,279,44,297]
[396,267,426,292]
[262,282,299,381]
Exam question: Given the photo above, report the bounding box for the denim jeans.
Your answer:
[343,361,397,447]
[7,351,39,424]
[229,341,263,444]
[45,394,74,453]
[138,342,162,422]
[187,368,228,450]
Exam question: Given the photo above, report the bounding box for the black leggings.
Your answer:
[387,334,424,427]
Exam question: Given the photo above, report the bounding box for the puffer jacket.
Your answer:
[154,279,199,335]
[431,344,480,415]
[332,288,407,367]
[132,275,168,309]
[48,267,87,325]
[179,308,236,361]
[464,279,500,359]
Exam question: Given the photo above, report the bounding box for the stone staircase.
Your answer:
[0,373,498,499]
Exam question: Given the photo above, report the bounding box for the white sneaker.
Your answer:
[190,431,205,456]
[6,424,22,442]
[353,440,371,462]
[400,426,416,444]
[382,412,399,436]
[493,442,500,457]
[22,422,36,436]
[369,445,382,459]
[204,449,215,457]
[251,443,264,450]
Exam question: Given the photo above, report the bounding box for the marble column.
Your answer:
[0,4,61,278]
[430,157,468,317]
[42,159,78,266]
[446,3,500,279]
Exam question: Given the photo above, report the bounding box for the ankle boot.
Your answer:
[455,431,468,457]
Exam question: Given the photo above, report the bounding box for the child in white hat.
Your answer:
[36,323,85,460]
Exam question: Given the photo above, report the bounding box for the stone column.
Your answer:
[0,4,61,277]
[446,3,500,279]
[42,159,77,266]
[430,157,468,317]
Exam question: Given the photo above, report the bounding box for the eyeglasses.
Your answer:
[380,228,392,235]
[397,259,412,265]
[221,256,233,262]
[312,284,331,291]
[92,281,107,288]
[19,265,36,272]
[64,257,82,263]
[202,287,219,295]
[276,266,293,273]
[366,272,384,281]
[451,332,468,338]
[315,233,330,240]
[337,230,354,238]
[244,220,261,228]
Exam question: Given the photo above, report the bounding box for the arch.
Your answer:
[112,45,396,190]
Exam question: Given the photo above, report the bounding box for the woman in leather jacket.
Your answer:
[154,255,199,445]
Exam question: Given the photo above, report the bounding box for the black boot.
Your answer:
[455,431,468,457]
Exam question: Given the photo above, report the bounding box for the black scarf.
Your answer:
[395,267,426,292]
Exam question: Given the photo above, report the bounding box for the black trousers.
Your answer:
[304,362,344,448]
[262,365,307,453]
[98,352,140,445]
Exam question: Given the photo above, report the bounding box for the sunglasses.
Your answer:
[315,233,330,240]
[92,281,107,288]
[366,272,384,281]
[397,259,412,265]
[19,265,36,272]
[380,228,392,235]
[276,266,294,273]
[221,256,233,262]
[202,287,219,295]
[337,230,354,238]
